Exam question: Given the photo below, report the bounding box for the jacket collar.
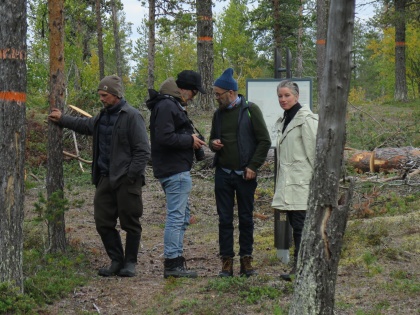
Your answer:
[279,106,312,143]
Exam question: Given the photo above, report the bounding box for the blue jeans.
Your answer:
[215,167,257,257]
[159,171,192,259]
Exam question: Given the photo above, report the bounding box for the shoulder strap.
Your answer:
[245,101,253,118]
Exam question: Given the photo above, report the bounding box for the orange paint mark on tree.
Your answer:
[198,36,213,42]
[395,42,406,47]
[316,39,326,45]
[197,15,212,21]
[0,48,26,60]
[0,91,27,103]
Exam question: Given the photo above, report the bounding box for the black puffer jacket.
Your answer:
[146,78,194,179]
[59,99,150,188]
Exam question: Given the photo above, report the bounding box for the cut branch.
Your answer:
[63,151,92,164]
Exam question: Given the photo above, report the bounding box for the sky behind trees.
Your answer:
[121,0,375,43]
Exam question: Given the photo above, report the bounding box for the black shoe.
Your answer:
[240,256,257,277]
[280,266,296,282]
[280,273,294,282]
[218,257,233,277]
[164,257,198,279]
[98,261,123,277]
[118,263,136,277]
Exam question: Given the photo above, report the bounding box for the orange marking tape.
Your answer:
[395,42,406,47]
[198,15,212,21]
[316,39,326,45]
[0,48,26,60]
[198,36,213,41]
[0,91,27,102]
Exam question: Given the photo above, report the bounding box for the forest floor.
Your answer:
[23,158,420,315]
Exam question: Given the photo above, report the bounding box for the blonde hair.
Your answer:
[277,80,299,97]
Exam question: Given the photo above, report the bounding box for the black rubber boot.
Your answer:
[218,257,234,277]
[164,257,198,279]
[98,231,124,277]
[118,233,141,277]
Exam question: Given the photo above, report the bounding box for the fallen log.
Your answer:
[347,146,420,173]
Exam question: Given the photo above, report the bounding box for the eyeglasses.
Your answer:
[191,90,198,97]
[213,90,230,98]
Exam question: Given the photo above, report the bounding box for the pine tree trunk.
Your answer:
[289,0,355,314]
[316,0,328,104]
[296,0,304,78]
[272,0,283,77]
[394,0,408,102]
[0,0,26,291]
[148,0,156,90]
[95,0,105,79]
[47,0,67,253]
[112,0,123,79]
[196,0,214,110]
[347,147,420,173]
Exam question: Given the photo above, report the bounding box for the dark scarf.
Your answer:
[282,102,302,133]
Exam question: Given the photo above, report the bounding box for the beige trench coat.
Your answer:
[271,106,318,211]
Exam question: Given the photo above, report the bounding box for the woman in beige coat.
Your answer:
[271,80,318,281]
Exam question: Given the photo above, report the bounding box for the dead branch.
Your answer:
[63,151,92,164]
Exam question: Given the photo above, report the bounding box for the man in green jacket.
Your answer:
[48,75,150,278]
[209,68,271,277]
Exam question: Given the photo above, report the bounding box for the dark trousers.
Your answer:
[215,167,257,257]
[94,175,143,237]
[287,210,306,260]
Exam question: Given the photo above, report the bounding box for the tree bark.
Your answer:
[47,0,67,253]
[196,0,214,110]
[316,0,328,105]
[0,0,26,291]
[394,0,408,101]
[95,0,105,80]
[296,0,304,77]
[147,0,156,89]
[289,0,355,314]
[111,0,123,79]
[272,0,283,79]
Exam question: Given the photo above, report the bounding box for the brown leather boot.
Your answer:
[240,256,257,277]
[219,257,234,277]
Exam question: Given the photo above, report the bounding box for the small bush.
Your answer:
[0,282,38,314]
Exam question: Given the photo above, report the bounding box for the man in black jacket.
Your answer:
[48,75,150,277]
[146,70,206,278]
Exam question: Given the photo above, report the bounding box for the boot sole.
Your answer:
[164,273,198,279]
[280,274,294,282]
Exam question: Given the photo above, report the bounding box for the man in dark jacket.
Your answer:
[146,70,206,278]
[48,75,150,277]
[209,68,271,277]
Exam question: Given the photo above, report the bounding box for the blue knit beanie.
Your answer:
[214,68,238,91]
